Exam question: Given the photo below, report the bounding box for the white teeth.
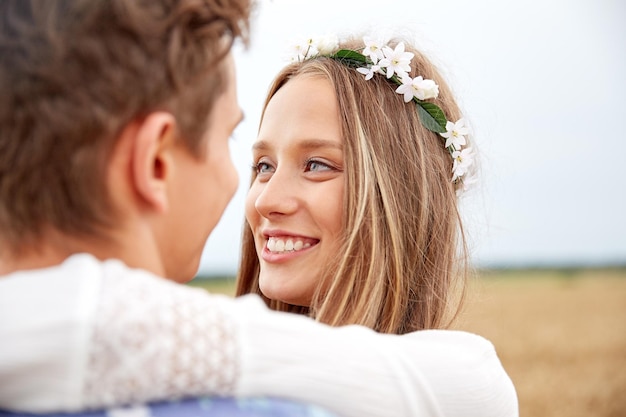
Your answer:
[267,237,313,253]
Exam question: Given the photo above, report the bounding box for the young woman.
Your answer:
[238,36,475,334]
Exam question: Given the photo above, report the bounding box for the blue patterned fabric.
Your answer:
[0,397,337,417]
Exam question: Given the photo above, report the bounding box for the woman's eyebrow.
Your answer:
[295,138,343,151]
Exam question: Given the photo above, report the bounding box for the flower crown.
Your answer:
[289,35,474,189]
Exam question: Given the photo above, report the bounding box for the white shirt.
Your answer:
[0,254,518,417]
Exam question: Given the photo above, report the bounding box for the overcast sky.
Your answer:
[198,0,625,275]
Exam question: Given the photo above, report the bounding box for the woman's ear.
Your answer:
[130,112,177,213]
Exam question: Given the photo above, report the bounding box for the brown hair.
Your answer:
[0,0,251,251]
[237,38,470,334]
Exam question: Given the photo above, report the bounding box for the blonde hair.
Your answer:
[237,38,470,334]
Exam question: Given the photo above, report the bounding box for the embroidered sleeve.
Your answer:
[83,270,239,408]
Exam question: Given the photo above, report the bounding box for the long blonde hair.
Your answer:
[237,38,470,334]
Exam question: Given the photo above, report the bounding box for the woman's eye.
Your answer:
[305,159,333,172]
[254,161,274,174]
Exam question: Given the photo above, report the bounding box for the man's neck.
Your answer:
[0,226,165,277]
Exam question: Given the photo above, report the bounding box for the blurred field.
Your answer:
[189,268,626,417]
[456,268,626,417]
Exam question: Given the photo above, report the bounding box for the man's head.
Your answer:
[0,0,250,280]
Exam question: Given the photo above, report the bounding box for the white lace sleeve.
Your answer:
[83,268,239,408]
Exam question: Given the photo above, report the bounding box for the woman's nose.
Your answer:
[253,170,299,218]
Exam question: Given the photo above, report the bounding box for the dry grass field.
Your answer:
[455,269,626,417]
[190,268,626,417]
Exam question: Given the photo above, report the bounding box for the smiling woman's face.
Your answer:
[245,75,345,306]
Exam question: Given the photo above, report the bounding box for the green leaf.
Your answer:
[416,102,447,133]
[330,50,370,68]
[332,49,368,63]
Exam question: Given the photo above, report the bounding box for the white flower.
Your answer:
[451,147,474,182]
[362,36,386,64]
[289,37,319,61]
[456,174,477,196]
[357,65,381,80]
[440,118,470,150]
[395,75,440,102]
[414,77,439,100]
[378,42,414,79]
[395,76,416,102]
[316,34,339,55]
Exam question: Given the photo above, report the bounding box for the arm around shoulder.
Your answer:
[232,296,518,417]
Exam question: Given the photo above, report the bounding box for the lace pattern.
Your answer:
[83,270,239,408]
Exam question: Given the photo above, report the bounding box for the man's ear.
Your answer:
[131,112,177,213]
